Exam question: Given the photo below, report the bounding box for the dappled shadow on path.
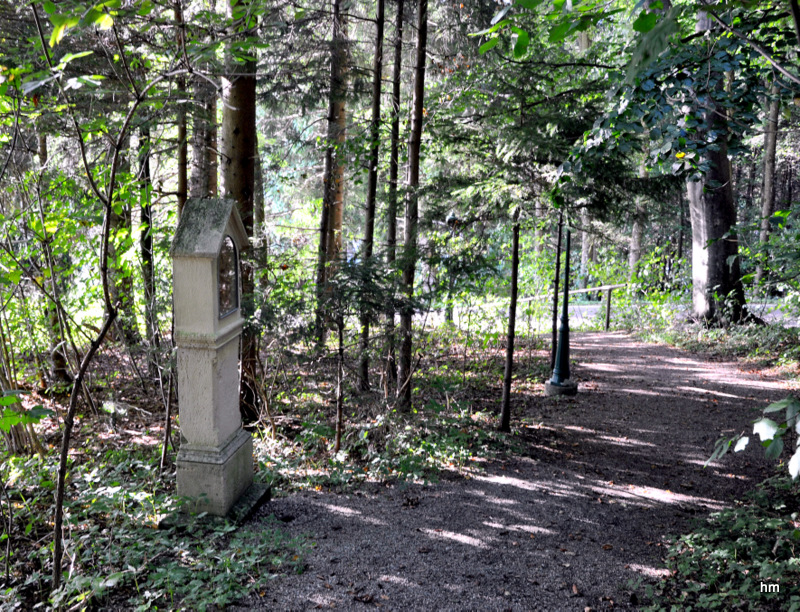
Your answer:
[237,333,786,611]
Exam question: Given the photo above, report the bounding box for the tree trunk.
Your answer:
[254,142,265,246]
[534,201,544,254]
[687,11,747,325]
[334,317,345,453]
[676,189,685,263]
[384,0,404,386]
[398,0,428,409]
[579,208,590,290]
[628,206,644,281]
[220,0,258,421]
[108,136,141,346]
[190,76,218,199]
[500,210,520,433]
[629,155,647,281]
[358,0,385,391]
[550,214,563,371]
[755,82,780,287]
[315,0,349,344]
[37,131,72,384]
[746,160,756,209]
[139,125,158,379]
[324,0,348,270]
[175,2,187,213]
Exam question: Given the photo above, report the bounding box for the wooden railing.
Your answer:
[564,284,627,331]
[477,283,628,331]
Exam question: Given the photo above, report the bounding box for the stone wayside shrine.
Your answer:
[171,198,269,518]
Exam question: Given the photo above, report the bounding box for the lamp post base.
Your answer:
[544,379,578,397]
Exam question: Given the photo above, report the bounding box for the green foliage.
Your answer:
[560,4,793,185]
[583,247,689,336]
[659,323,800,367]
[256,403,512,490]
[1,449,303,610]
[0,391,53,433]
[645,475,800,611]
[709,395,800,479]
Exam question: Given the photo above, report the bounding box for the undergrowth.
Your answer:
[643,475,800,611]
[254,405,519,492]
[1,448,304,611]
[1,325,548,609]
[251,325,544,493]
[659,323,800,370]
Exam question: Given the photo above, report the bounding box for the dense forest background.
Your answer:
[3,0,800,608]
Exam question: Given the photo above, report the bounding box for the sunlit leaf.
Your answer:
[548,22,572,43]
[491,6,510,25]
[789,448,800,479]
[511,27,529,59]
[49,15,80,47]
[96,13,114,30]
[754,417,779,441]
[633,11,657,33]
[479,38,499,54]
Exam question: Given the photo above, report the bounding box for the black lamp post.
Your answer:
[545,227,578,396]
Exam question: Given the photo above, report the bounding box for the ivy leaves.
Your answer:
[710,396,800,480]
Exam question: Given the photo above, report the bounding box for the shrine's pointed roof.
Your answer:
[171,198,249,258]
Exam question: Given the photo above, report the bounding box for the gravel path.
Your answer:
[235,332,789,611]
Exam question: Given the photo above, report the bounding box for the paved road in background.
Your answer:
[427,300,799,330]
[565,300,798,328]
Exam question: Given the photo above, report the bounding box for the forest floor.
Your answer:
[234,331,791,611]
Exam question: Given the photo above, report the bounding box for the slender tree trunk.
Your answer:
[325,111,346,267]
[108,136,141,346]
[208,96,218,197]
[334,317,345,453]
[398,0,428,409]
[358,0,385,391]
[534,201,544,254]
[52,314,116,588]
[324,0,348,269]
[787,160,793,212]
[37,131,71,384]
[550,214,563,371]
[746,160,756,209]
[676,189,685,263]
[139,125,158,379]
[384,0,404,386]
[220,0,258,420]
[315,0,348,344]
[500,210,520,433]
[253,142,269,277]
[176,2,188,213]
[579,208,590,290]
[190,76,217,199]
[254,142,264,246]
[755,82,780,287]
